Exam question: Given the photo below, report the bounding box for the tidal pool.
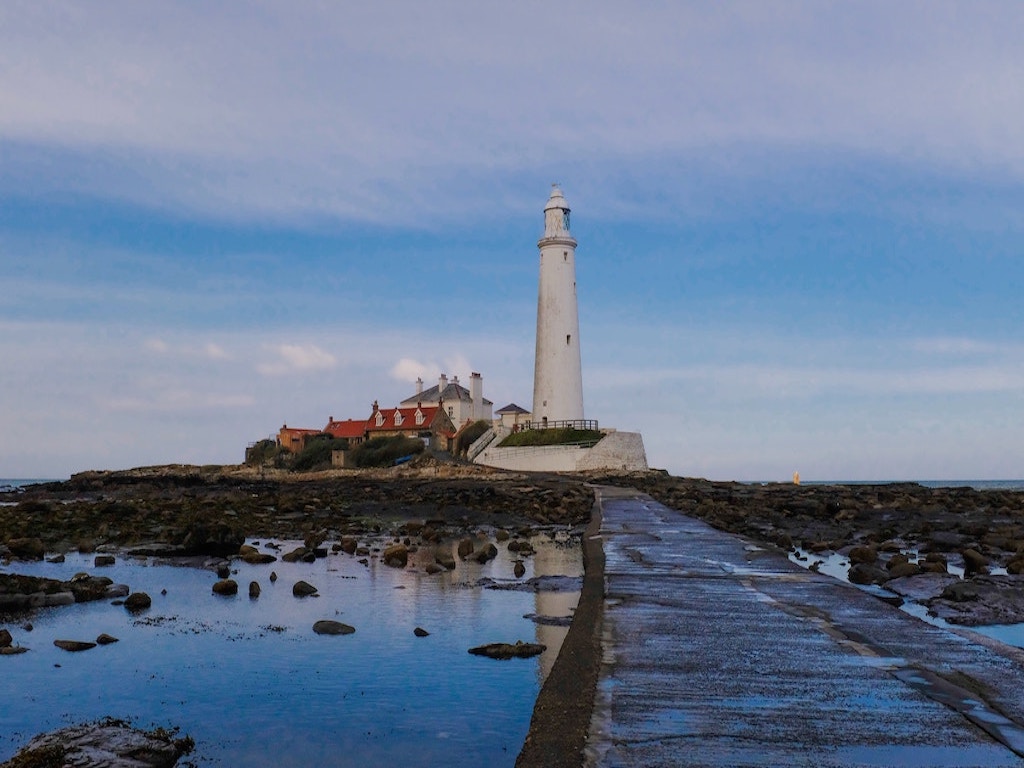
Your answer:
[0,531,582,766]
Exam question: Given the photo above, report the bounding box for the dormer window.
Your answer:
[415,409,424,426]
[394,411,403,426]
[375,412,384,427]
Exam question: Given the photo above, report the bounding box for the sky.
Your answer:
[3,1,1024,481]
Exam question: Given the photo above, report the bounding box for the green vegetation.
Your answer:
[350,435,425,468]
[455,420,491,456]
[244,439,288,468]
[498,427,604,448]
[291,434,346,472]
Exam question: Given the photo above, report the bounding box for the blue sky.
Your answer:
[3,2,1024,480]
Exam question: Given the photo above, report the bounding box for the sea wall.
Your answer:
[477,430,648,473]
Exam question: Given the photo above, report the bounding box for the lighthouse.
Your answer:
[532,185,584,426]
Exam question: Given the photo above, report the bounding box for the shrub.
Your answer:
[455,420,491,456]
[350,435,425,468]
[291,434,344,472]
[498,427,604,448]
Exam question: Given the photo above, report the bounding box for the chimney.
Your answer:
[439,374,448,397]
[328,416,334,424]
[416,377,423,395]
[470,372,483,421]
[372,400,379,412]
[453,375,459,385]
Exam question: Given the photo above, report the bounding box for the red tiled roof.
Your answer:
[323,418,368,439]
[367,405,440,432]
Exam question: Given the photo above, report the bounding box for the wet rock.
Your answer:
[281,547,308,563]
[6,717,193,767]
[7,537,45,560]
[94,555,116,567]
[178,520,245,557]
[216,564,231,579]
[468,640,546,659]
[474,543,498,564]
[513,560,526,578]
[962,548,989,577]
[941,581,979,602]
[885,562,921,579]
[0,628,11,647]
[414,627,430,637]
[47,554,66,564]
[292,580,318,597]
[269,571,278,582]
[457,538,475,558]
[495,529,510,542]
[523,613,574,627]
[104,584,130,599]
[848,563,888,585]
[242,551,277,564]
[340,537,359,555]
[124,592,152,612]
[249,581,261,598]
[212,579,238,596]
[54,639,97,652]
[313,620,355,635]
[848,545,878,565]
[0,645,28,655]
[435,552,456,570]
[96,633,119,645]
[424,563,444,575]
[927,575,1024,625]
[383,543,409,568]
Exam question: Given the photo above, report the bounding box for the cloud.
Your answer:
[257,343,338,377]
[390,358,439,384]
[144,338,169,353]
[4,3,1024,225]
[103,391,256,412]
[203,342,228,360]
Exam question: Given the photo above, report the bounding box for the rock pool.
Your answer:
[0,532,582,766]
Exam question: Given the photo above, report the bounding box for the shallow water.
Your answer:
[0,532,582,766]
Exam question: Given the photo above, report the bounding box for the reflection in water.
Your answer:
[0,530,581,766]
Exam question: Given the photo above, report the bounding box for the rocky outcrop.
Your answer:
[1,718,193,767]
[468,640,546,659]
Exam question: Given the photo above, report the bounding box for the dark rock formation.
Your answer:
[249,581,261,598]
[414,627,430,637]
[124,592,151,612]
[212,579,238,596]
[2,718,193,767]
[54,639,97,652]
[312,620,355,635]
[96,633,119,645]
[382,543,408,568]
[292,580,318,597]
[468,640,546,659]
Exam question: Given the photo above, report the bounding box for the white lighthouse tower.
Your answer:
[532,185,585,427]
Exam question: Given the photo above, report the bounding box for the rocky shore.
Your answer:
[5,462,1024,766]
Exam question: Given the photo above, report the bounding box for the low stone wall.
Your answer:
[476,430,647,473]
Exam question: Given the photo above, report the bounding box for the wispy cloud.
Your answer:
[257,343,338,377]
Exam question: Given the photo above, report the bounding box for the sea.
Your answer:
[0,478,582,766]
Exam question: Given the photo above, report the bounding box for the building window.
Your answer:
[567,334,571,345]
[375,413,384,427]
[415,410,424,426]
[394,411,403,426]
[448,406,453,417]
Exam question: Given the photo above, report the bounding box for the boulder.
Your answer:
[474,543,498,563]
[339,537,359,555]
[468,640,547,659]
[848,563,888,585]
[383,543,409,568]
[178,520,245,557]
[242,551,277,564]
[104,584,130,599]
[848,545,878,565]
[216,564,231,579]
[96,633,119,645]
[94,555,116,567]
[414,627,430,637]
[281,547,308,563]
[435,552,456,571]
[885,562,921,579]
[269,571,278,582]
[0,628,11,648]
[212,579,238,596]
[513,560,526,578]
[313,620,355,635]
[249,581,261,598]
[124,592,152,612]
[0,646,28,655]
[7,538,45,560]
[54,639,97,652]
[292,580,318,597]
[457,538,475,558]
[424,563,444,575]
[5,718,193,767]
[962,548,989,576]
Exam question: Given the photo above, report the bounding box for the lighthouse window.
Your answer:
[563,251,568,261]
[567,334,571,345]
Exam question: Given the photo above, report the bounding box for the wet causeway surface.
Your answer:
[587,487,1024,767]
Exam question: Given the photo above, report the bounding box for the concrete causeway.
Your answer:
[586,486,1024,767]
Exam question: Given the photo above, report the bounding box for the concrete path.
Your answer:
[586,486,1024,767]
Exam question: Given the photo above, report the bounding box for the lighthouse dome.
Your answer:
[544,186,569,211]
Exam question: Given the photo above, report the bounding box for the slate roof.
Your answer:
[400,382,493,407]
[496,403,530,414]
